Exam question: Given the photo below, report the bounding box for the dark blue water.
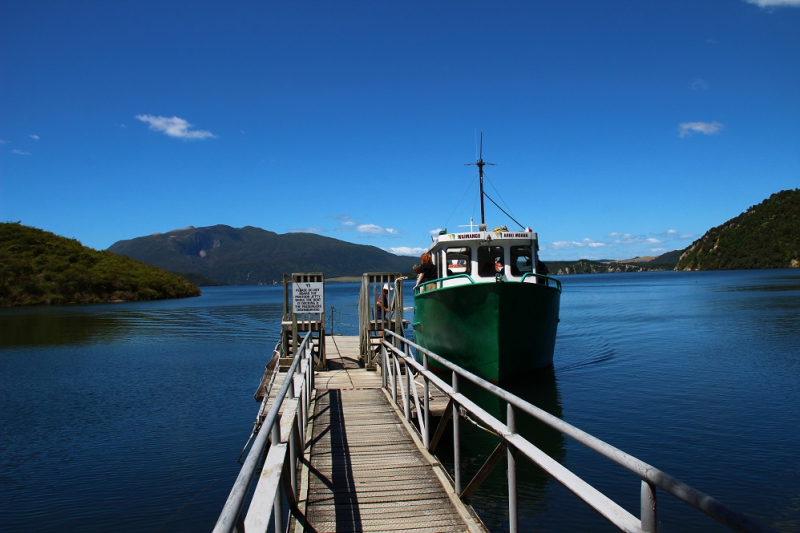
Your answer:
[1,271,798,532]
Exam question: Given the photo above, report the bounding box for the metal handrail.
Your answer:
[521,271,562,291]
[413,273,474,295]
[213,332,315,533]
[380,330,771,533]
[414,272,561,295]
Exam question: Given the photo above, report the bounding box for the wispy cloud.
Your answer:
[135,115,217,140]
[11,149,31,156]
[288,227,325,234]
[30,134,40,141]
[548,229,692,256]
[678,121,724,138]
[744,0,800,7]
[356,223,398,235]
[390,246,426,257]
[691,79,709,90]
[0,139,8,144]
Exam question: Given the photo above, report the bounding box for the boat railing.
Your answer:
[379,330,770,533]
[414,272,562,294]
[415,273,475,294]
[521,271,562,291]
[213,331,315,533]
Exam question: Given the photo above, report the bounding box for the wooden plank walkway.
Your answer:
[290,335,486,533]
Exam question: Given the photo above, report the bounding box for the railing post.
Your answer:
[382,339,388,389]
[507,403,518,533]
[641,480,657,533]
[390,343,397,405]
[271,416,284,533]
[289,423,298,501]
[273,490,284,533]
[404,353,411,421]
[452,372,461,495]
[423,351,430,449]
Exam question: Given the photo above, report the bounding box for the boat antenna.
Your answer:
[465,131,495,225]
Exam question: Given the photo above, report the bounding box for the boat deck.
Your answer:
[288,335,486,533]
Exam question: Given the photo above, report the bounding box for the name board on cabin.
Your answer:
[498,232,534,238]
[293,282,324,314]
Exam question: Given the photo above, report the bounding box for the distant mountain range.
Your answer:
[107,188,799,287]
[676,188,799,271]
[546,250,682,275]
[108,225,417,285]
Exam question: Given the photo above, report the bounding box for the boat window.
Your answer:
[478,246,504,277]
[445,248,471,276]
[510,246,533,276]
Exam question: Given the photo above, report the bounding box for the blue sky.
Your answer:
[2,0,798,261]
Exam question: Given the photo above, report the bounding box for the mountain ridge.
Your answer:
[0,223,200,306]
[676,189,799,271]
[108,225,417,285]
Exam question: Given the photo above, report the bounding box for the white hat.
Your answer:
[383,283,393,291]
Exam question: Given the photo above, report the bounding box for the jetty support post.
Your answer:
[358,272,405,370]
[452,371,462,495]
[507,403,518,533]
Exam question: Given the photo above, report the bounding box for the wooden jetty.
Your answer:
[217,272,769,533]
[290,335,486,532]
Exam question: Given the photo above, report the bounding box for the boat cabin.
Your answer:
[423,226,549,290]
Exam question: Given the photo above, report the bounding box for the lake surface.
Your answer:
[1,270,798,532]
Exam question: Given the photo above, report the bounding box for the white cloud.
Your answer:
[135,115,217,140]
[11,149,31,155]
[679,121,724,138]
[691,79,709,90]
[30,134,40,141]
[551,241,585,250]
[357,224,383,234]
[0,139,9,144]
[288,227,325,233]
[745,0,800,7]
[391,246,426,256]
[356,224,389,234]
[429,228,443,235]
[584,238,607,248]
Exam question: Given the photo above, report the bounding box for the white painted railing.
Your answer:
[213,332,315,533]
[380,330,772,533]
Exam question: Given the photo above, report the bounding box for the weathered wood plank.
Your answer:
[288,336,486,533]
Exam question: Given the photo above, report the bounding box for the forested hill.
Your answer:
[108,225,417,285]
[676,189,799,271]
[0,223,201,307]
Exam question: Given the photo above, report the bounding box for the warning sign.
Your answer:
[293,282,324,314]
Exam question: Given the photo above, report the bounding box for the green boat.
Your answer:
[412,149,562,383]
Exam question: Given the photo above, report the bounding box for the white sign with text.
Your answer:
[292,282,324,314]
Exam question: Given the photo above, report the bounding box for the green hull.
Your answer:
[412,281,560,383]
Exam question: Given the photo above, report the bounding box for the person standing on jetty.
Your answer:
[375,283,392,337]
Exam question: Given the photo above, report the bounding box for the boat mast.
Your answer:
[466,132,495,225]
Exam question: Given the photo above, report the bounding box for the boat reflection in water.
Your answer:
[432,368,565,531]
